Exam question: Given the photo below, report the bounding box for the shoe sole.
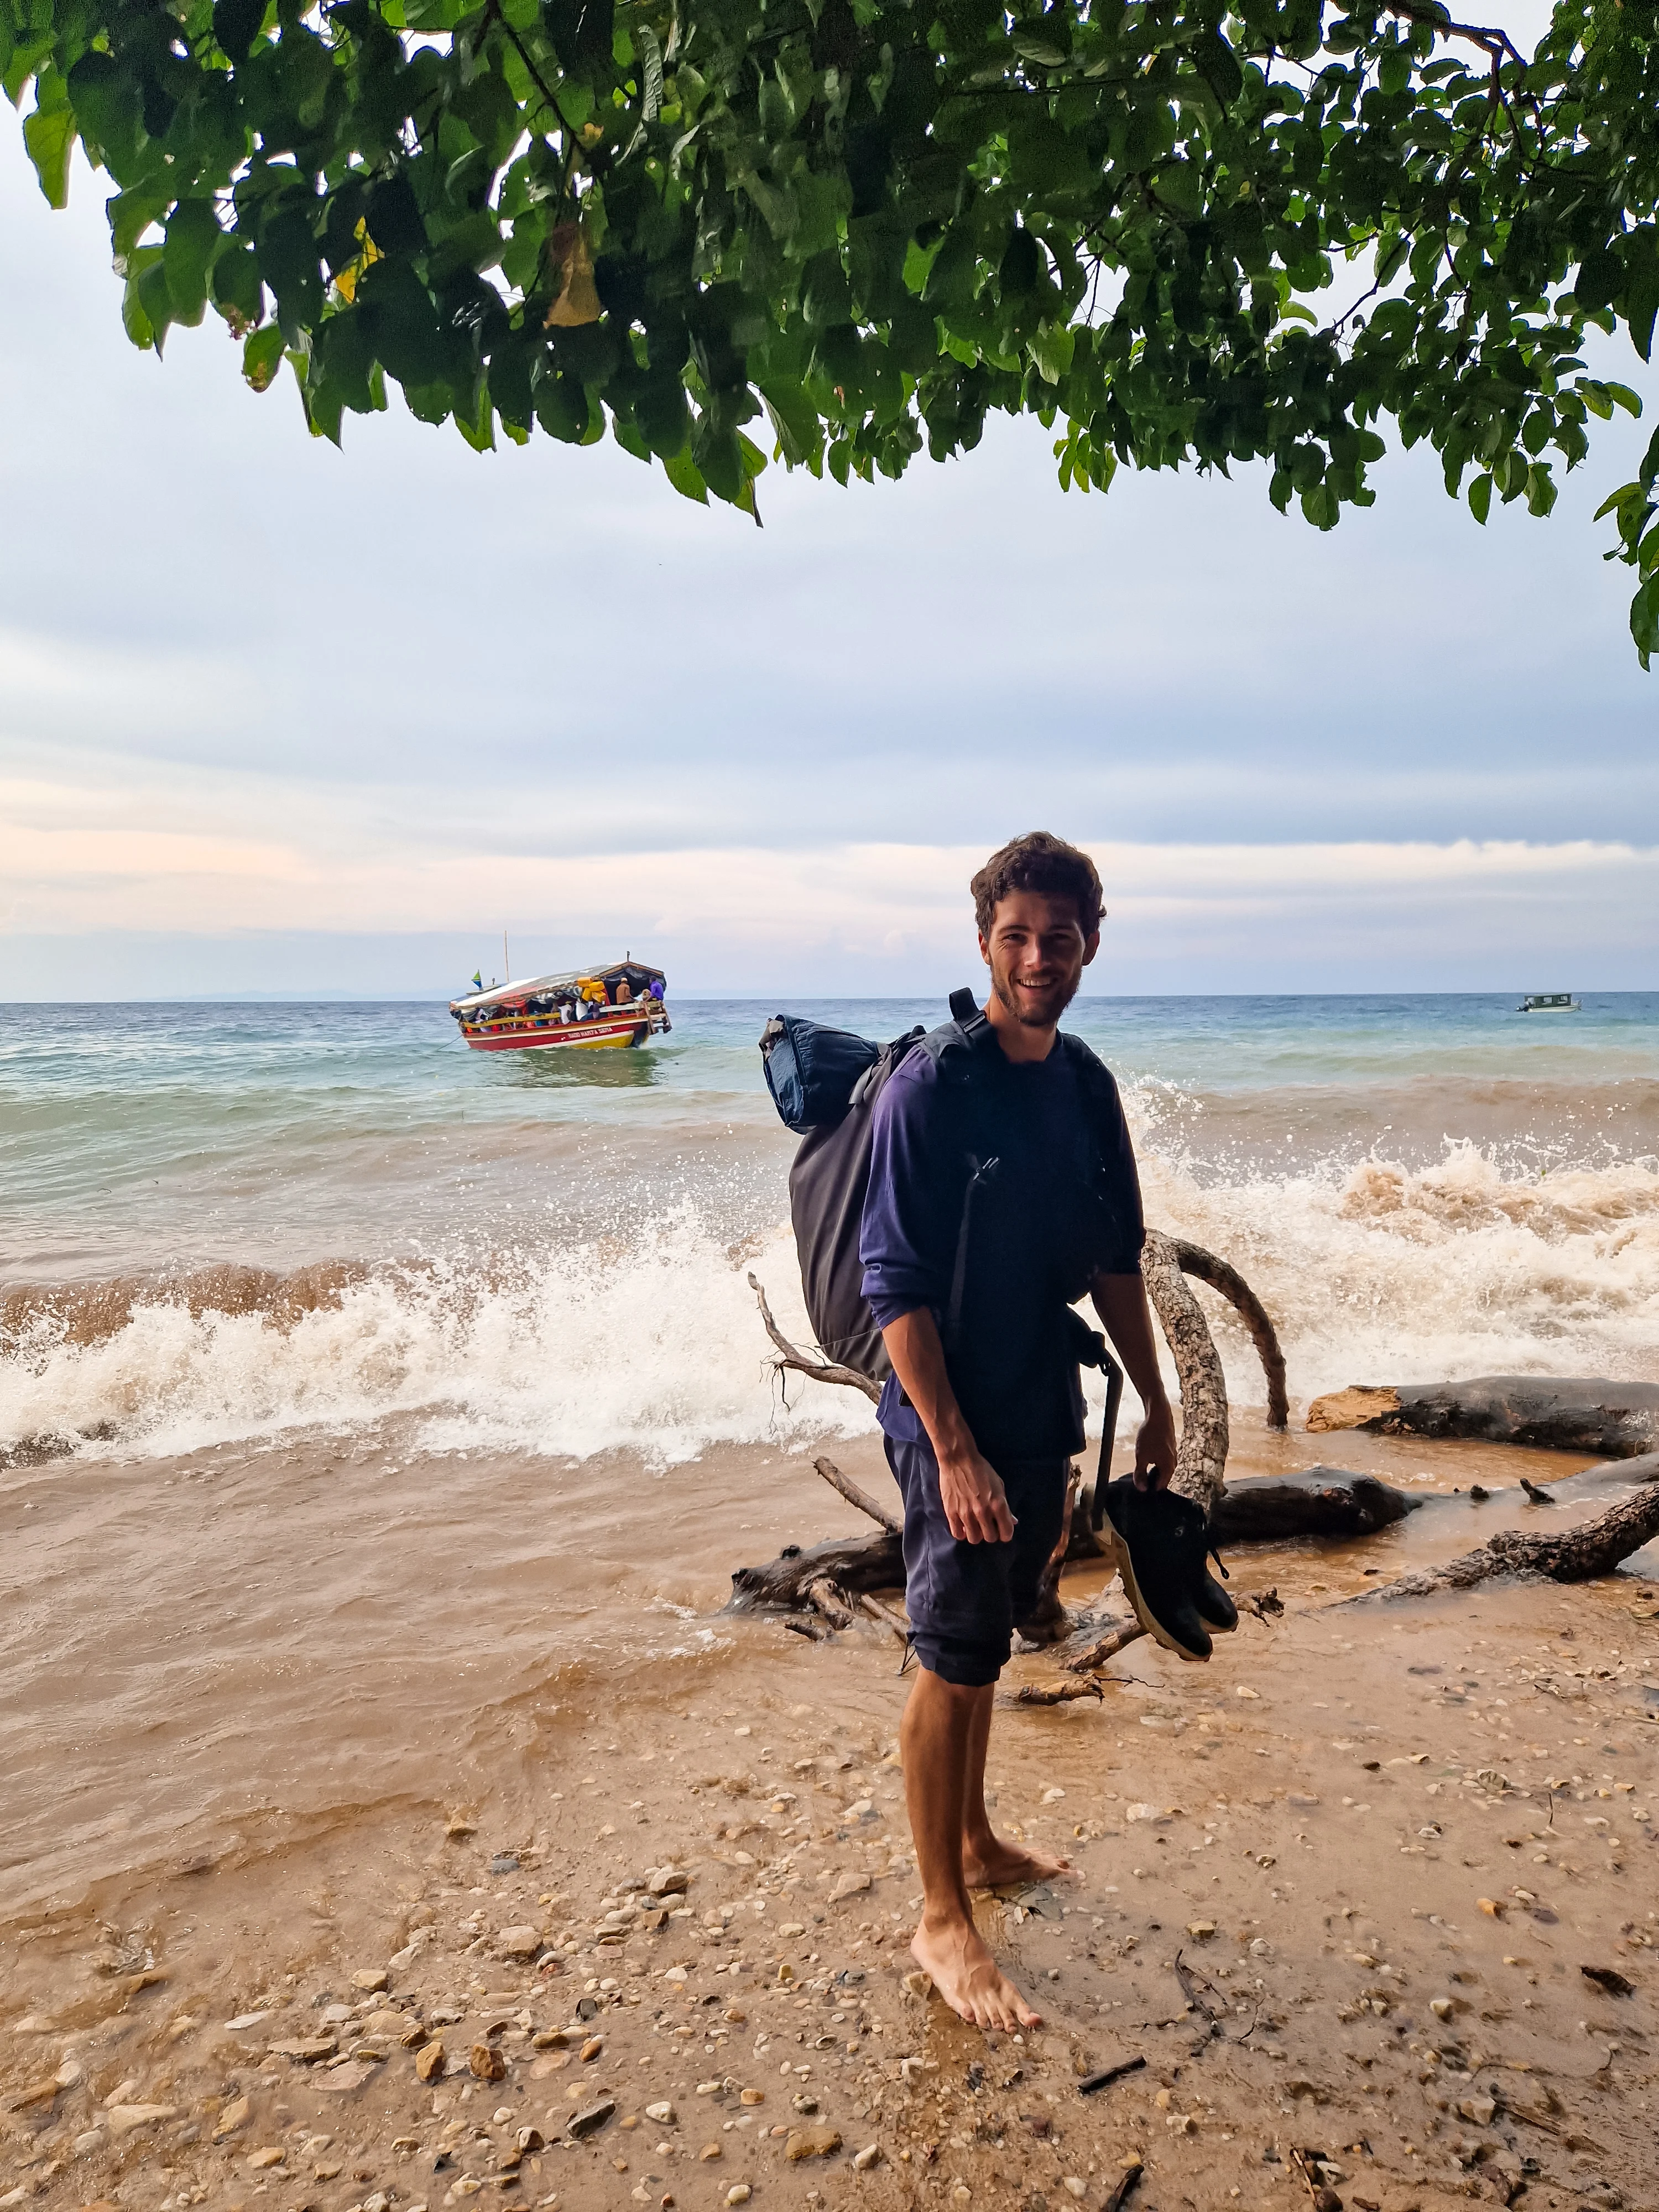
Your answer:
[1104,1525,1211,1664]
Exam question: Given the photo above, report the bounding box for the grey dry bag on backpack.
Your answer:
[758,988,992,1385]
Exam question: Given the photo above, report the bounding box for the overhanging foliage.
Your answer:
[6,0,1659,652]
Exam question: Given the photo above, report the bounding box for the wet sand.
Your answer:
[3,1422,1657,2211]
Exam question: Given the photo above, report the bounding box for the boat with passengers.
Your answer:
[449,958,670,1052]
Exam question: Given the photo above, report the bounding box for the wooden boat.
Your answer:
[1517,992,1581,1013]
[450,958,670,1052]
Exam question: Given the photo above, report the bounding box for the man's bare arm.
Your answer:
[880,1308,1015,1545]
[1091,1272,1179,1491]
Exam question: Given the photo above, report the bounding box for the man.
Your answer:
[859,831,1177,2032]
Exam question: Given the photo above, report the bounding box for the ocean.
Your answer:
[2,992,1657,1472]
[3,989,1657,1929]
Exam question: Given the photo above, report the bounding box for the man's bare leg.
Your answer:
[902,1668,1041,2031]
[960,1683,1073,1890]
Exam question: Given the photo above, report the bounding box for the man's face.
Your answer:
[979,890,1098,1029]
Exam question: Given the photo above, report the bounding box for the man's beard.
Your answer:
[990,964,1080,1027]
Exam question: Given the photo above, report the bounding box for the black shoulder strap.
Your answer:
[947,985,990,1047]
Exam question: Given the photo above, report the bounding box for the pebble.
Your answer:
[647,1869,689,1898]
[517,2127,545,2152]
[223,2012,272,2032]
[699,2142,723,2161]
[1063,2182,1087,2200]
[491,1854,521,1875]
[352,1969,390,1992]
[416,2039,447,2083]
[778,1922,807,1939]
[580,2036,604,2062]
[727,2190,751,2206]
[739,2089,765,2107]
[830,1872,872,1902]
[567,2096,616,2140]
[72,2131,105,2157]
[470,2042,507,2082]
[248,2147,286,2169]
[1458,2094,1498,2125]
[902,1973,931,1998]
[1187,1921,1216,1939]
[1431,1997,1455,2020]
[852,2143,881,2171]
[105,2104,178,2136]
[644,2103,676,2124]
[214,2094,251,2138]
[498,1927,542,1961]
[784,2125,842,2162]
[269,2037,338,2062]
[1041,1787,1067,1803]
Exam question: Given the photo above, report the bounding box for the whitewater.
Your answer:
[3,993,1657,1469]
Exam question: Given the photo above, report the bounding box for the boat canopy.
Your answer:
[450,958,666,1015]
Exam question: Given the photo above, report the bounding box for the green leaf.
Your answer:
[638,23,663,119]
[243,322,286,392]
[23,80,75,211]
[661,443,708,503]
[1630,576,1659,660]
[165,200,225,325]
[1468,472,1492,524]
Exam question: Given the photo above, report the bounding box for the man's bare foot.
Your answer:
[963,1833,1072,1889]
[909,1917,1042,2032]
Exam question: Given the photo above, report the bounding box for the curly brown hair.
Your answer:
[971,832,1105,940]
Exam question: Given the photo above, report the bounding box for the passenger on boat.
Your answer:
[615,978,633,1004]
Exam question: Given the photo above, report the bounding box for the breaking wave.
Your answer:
[3,1140,1657,1469]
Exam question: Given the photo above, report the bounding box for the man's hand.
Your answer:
[1133,1395,1179,1492]
[937,1450,1016,1545]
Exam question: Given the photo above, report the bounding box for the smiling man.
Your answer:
[859,830,1177,2030]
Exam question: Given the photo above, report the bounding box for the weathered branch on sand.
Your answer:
[815,1454,899,1533]
[1015,1677,1106,1705]
[1062,1619,1149,1672]
[1306,1375,1659,1459]
[1169,1239,1289,1431]
[805,1576,855,1629]
[1141,1229,1229,1515]
[748,1272,881,1404]
[1338,1457,1659,1604]
[726,1530,903,1614]
[1212,1468,1421,1542]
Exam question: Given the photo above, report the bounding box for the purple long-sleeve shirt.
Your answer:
[859,1032,1144,1459]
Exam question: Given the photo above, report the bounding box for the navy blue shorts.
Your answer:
[884,1432,1071,1688]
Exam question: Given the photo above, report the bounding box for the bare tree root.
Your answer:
[1141,1229,1229,1516]
[748,1272,881,1404]
[813,1454,899,1533]
[1338,1472,1659,1605]
[1170,1238,1289,1430]
[1062,1619,1150,1672]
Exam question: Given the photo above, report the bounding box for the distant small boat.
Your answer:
[1517,992,1581,1013]
[450,958,670,1052]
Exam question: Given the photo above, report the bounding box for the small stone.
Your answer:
[852,2143,881,2172]
[1186,1921,1216,1940]
[248,2147,286,2170]
[727,2190,751,2206]
[215,2094,252,2138]
[269,2037,339,2062]
[317,2059,377,2093]
[567,2096,616,2141]
[662,1966,688,1985]
[446,1814,478,1839]
[724,2008,747,2026]
[517,2128,545,2153]
[416,2039,447,2083]
[580,2036,604,2062]
[491,1854,521,1875]
[791,2094,820,2116]
[1041,1788,1066,1804]
[1478,1898,1505,1917]
[105,2104,179,2136]
[352,1969,390,1992]
[1458,2094,1498,2125]
[644,2104,676,2125]
[1063,2182,1087,2201]
[498,1927,542,1962]
[902,1972,931,1999]
[699,2143,722,2162]
[778,1922,807,1939]
[314,2162,344,2181]
[784,2125,842,2162]
[471,2042,508,2082]
[830,1872,872,1903]
[223,2011,272,2032]
[1431,1997,1455,2020]
[738,2090,764,2107]
[73,2130,105,2156]
[646,1869,688,1898]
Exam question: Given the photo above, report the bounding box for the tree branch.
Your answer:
[747,1273,883,1405]
[1170,1237,1289,1428]
[815,1454,900,1533]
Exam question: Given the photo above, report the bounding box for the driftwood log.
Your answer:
[1307,1375,1659,1459]
[1340,1452,1659,1605]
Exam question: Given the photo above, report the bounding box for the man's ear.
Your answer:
[977,931,992,968]
[1081,929,1100,968]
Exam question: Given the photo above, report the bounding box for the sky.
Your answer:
[2,26,1656,1002]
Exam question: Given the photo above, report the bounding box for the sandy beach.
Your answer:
[3,1410,1656,2212]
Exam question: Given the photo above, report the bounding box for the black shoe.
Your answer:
[1100,1477,1213,1663]
[1187,1525,1238,1636]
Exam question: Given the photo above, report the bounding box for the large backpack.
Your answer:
[758,990,1125,1443]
